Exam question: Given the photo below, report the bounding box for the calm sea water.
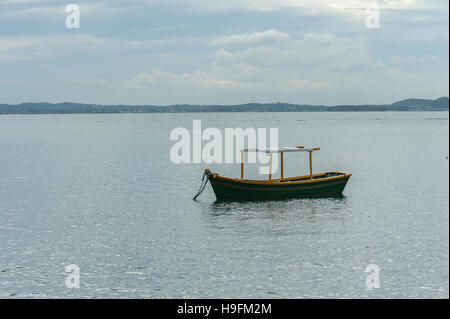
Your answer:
[0,112,448,298]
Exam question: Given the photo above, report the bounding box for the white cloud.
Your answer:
[210,29,290,46]
[122,68,253,90]
[0,37,37,51]
[212,32,373,71]
[0,1,106,18]
[2,0,446,24]
[163,0,446,17]
[0,1,447,104]
[121,30,448,103]
[123,32,372,92]
[5,0,441,19]
[0,34,106,62]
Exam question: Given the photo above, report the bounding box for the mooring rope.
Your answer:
[193,170,211,200]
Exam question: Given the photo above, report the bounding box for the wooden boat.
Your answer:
[194,146,351,201]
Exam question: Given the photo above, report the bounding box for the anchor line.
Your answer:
[193,171,211,200]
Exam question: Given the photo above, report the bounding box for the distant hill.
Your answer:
[391,97,449,110]
[0,97,448,114]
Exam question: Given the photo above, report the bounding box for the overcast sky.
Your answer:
[0,0,448,105]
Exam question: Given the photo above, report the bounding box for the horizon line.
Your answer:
[2,96,449,107]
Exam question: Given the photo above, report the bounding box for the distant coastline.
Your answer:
[0,97,448,114]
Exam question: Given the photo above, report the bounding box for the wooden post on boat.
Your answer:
[269,153,273,183]
[280,152,284,179]
[241,151,244,179]
[309,148,320,180]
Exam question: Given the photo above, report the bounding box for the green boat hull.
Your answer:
[209,173,351,200]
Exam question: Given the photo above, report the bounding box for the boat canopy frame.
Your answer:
[239,146,321,182]
[241,146,320,153]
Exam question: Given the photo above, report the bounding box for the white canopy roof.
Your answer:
[241,147,320,153]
